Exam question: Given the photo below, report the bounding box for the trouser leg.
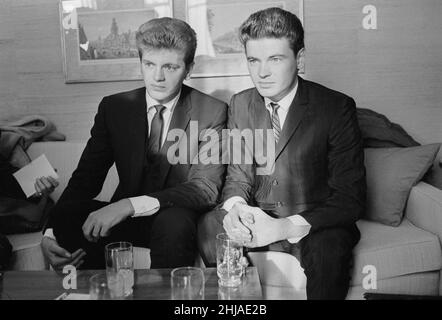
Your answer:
[197,208,226,267]
[149,207,200,268]
[299,225,360,300]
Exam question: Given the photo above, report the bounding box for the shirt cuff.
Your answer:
[286,215,311,243]
[44,228,56,240]
[129,196,160,217]
[222,196,247,212]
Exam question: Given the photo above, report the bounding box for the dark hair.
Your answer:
[239,7,304,55]
[136,17,197,68]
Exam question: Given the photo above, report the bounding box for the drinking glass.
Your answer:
[216,233,244,287]
[171,267,205,300]
[89,273,124,300]
[105,242,134,297]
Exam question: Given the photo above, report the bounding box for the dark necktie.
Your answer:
[270,102,281,143]
[147,105,166,154]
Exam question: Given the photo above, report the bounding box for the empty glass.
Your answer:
[105,242,134,297]
[171,267,205,300]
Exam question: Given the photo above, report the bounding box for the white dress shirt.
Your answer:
[44,90,182,240]
[222,81,311,244]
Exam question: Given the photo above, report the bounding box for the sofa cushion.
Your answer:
[352,219,442,285]
[5,232,47,270]
[6,231,43,252]
[364,144,440,226]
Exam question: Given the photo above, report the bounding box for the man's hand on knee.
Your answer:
[240,207,290,248]
[41,237,86,270]
[82,199,133,242]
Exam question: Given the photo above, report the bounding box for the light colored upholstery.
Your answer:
[248,251,306,290]
[405,181,442,296]
[347,271,440,300]
[406,182,442,246]
[6,232,47,270]
[247,251,307,300]
[134,247,150,270]
[352,218,442,285]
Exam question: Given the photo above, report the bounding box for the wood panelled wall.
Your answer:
[1,0,441,143]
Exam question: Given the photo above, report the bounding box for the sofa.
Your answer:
[5,141,442,300]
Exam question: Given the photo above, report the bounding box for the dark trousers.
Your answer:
[198,208,361,300]
[52,200,199,269]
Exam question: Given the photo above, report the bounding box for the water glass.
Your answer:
[216,233,244,287]
[89,273,124,300]
[105,242,134,297]
[171,267,205,300]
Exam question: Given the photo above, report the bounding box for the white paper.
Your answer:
[12,154,59,198]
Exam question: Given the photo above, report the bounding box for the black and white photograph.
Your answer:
[1,0,442,308]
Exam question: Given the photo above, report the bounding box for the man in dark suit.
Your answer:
[198,8,366,299]
[41,18,227,269]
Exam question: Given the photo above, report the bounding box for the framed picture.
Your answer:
[181,0,304,78]
[60,0,173,83]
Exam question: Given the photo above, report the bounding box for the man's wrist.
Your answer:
[121,199,135,218]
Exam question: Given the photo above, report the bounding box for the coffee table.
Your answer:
[0,267,262,300]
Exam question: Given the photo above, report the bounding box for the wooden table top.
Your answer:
[0,267,262,300]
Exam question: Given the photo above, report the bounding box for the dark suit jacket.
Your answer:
[52,85,227,224]
[222,77,366,232]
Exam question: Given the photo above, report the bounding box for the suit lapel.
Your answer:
[275,77,309,160]
[128,87,148,195]
[156,85,192,188]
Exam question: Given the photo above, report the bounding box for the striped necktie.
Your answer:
[270,102,281,143]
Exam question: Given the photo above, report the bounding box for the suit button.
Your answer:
[276,201,283,207]
[272,180,278,186]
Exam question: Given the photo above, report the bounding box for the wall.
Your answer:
[1,0,441,143]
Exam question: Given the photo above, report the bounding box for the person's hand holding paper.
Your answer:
[13,154,59,198]
[34,176,59,197]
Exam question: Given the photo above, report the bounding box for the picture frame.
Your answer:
[59,0,173,83]
[180,0,304,78]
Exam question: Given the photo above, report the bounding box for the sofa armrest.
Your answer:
[405,182,442,245]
